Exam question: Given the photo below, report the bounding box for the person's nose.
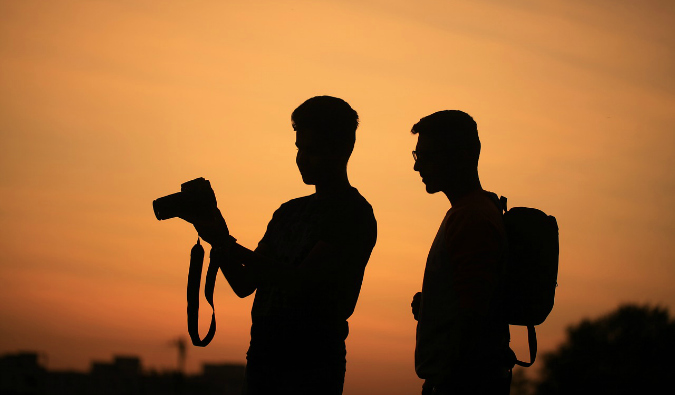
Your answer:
[413,159,420,172]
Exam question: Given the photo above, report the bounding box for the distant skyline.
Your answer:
[1,1,674,394]
[0,350,245,395]
[0,350,243,374]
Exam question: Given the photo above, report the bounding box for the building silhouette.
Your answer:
[0,351,245,395]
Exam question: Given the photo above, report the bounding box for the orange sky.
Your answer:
[1,1,674,394]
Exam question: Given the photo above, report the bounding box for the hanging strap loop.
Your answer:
[514,325,538,367]
[186,238,217,347]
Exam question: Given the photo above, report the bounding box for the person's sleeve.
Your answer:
[312,203,377,315]
[320,203,377,270]
[254,203,286,255]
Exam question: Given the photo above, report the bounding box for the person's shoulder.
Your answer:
[325,188,376,233]
[348,187,373,208]
[274,194,315,215]
[324,188,377,247]
[455,190,500,214]
[283,193,315,206]
[447,191,503,228]
[344,188,376,220]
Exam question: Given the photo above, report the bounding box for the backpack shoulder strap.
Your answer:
[499,196,508,213]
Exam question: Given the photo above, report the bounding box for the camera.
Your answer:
[153,177,218,221]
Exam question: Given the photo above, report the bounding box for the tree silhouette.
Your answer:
[510,367,534,395]
[536,304,675,395]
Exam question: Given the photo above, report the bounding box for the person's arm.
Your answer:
[206,238,345,299]
[210,241,257,298]
[200,219,369,301]
[192,198,374,300]
[219,238,364,297]
[184,205,260,298]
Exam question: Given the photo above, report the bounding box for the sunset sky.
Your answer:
[1,0,674,393]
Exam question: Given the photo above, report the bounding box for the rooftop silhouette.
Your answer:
[0,351,244,395]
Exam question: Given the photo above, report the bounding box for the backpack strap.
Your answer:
[514,325,538,367]
[499,196,508,213]
[187,238,217,347]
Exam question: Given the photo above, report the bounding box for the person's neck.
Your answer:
[314,173,352,199]
[443,177,482,206]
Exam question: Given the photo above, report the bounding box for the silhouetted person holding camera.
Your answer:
[410,111,511,395]
[184,96,377,395]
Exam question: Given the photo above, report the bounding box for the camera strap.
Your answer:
[187,238,218,347]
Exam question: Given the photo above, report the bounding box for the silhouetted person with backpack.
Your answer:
[410,111,512,395]
[185,96,377,395]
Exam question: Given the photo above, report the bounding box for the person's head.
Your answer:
[411,110,481,195]
[292,96,359,185]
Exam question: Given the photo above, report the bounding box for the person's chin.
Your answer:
[423,181,441,194]
[300,173,316,185]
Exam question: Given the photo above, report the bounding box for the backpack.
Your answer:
[499,196,559,368]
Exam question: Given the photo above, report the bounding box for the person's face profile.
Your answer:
[295,129,338,186]
[414,133,455,194]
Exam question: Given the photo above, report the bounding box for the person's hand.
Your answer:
[188,208,231,247]
[176,179,231,246]
[411,292,422,321]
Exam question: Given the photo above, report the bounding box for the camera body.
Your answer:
[153,177,218,221]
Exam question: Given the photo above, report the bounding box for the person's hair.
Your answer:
[411,110,481,165]
[291,96,359,156]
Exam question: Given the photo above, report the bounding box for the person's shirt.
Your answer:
[248,187,377,364]
[415,189,509,381]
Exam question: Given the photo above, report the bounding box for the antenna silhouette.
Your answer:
[167,336,187,374]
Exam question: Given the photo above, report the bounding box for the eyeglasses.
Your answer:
[413,150,445,162]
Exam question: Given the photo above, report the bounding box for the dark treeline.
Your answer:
[511,303,675,395]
